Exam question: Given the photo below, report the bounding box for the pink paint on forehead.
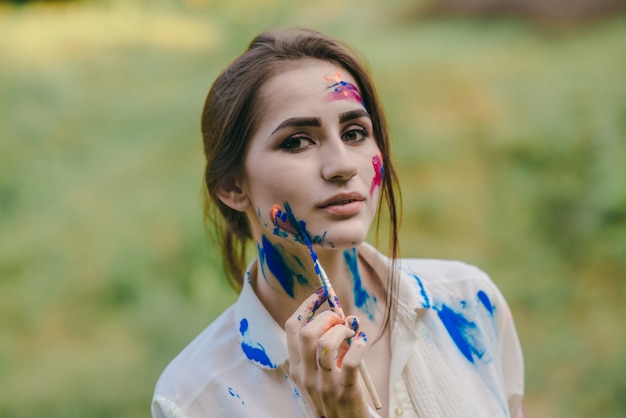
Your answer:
[370,152,383,197]
[324,71,365,107]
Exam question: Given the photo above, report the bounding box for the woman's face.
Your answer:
[239,59,382,249]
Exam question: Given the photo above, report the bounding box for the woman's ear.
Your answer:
[215,181,251,212]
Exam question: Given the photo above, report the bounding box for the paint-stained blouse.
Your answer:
[151,243,524,418]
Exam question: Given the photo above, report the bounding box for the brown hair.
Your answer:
[201,28,401,318]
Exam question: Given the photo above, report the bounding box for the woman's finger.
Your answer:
[299,311,345,374]
[345,315,360,334]
[339,331,368,389]
[285,287,328,367]
[316,322,356,372]
[337,315,360,368]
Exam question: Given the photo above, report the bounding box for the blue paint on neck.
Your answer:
[239,318,276,368]
[293,256,309,285]
[344,248,376,321]
[477,290,495,316]
[258,235,297,298]
[436,304,485,364]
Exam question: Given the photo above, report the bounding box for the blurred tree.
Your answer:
[414,0,626,24]
[0,0,80,3]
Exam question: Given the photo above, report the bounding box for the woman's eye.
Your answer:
[280,135,314,152]
[342,127,368,143]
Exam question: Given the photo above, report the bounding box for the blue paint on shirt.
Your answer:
[239,318,276,368]
[228,387,245,405]
[436,304,485,364]
[344,248,376,321]
[477,290,495,316]
[293,386,301,399]
[405,270,431,308]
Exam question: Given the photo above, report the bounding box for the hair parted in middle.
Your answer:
[201,28,402,334]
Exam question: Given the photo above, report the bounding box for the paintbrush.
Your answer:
[270,203,383,410]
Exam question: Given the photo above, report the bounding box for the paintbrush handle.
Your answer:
[317,265,345,316]
[316,263,383,410]
[360,362,383,410]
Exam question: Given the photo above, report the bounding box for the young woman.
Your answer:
[152,28,524,418]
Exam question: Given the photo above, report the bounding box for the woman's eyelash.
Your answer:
[280,134,314,152]
[279,125,370,151]
[342,126,369,142]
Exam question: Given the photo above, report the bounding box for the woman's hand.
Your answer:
[285,288,370,418]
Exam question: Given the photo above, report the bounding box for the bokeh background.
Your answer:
[1,0,625,416]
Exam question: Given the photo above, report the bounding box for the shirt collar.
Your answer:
[356,244,433,388]
[234,263,289,370]
[357,243,432,314]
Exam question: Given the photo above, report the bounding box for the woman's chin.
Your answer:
[315,232,368,250]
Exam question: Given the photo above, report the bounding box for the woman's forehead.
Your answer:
[263,59,359,99]
[257,60,362,118]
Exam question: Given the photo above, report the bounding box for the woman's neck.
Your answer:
[252,238,385,332]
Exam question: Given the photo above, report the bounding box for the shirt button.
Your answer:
[394,407,404,416]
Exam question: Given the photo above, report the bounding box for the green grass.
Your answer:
[1,1,625,416]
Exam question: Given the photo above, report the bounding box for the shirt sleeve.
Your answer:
[152,394,189,418]
[492,283,525,418]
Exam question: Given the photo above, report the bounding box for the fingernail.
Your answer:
[309,299,324,320]
[358,331,367,342]
[308,289,328,321]
[349,317,359,332]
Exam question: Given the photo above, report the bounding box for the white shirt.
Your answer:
[152,243,524,418]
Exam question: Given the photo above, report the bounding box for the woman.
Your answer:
[152,28,524,418]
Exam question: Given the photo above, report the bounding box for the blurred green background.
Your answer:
[1,0,625,416]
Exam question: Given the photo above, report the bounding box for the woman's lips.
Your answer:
[318,194,365,216]
[321,200,364,215]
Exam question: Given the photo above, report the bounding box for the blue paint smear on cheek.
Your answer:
[311,231,327,246]
[436,304,485,364]
[239,318,276,368]
[477,290,495,316]
[259,235,296,298]
[344,248,376,321]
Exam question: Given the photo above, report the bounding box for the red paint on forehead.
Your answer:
[324,71,365,106]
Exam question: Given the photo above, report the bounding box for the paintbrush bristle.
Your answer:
[270,204,281,224]
[270,204,297,234]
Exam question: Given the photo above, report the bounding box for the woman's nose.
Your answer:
[320,140,358,182]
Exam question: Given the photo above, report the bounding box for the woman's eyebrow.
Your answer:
[271,117,321,135]
[271,109,370,135]
[339,109,370,123]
